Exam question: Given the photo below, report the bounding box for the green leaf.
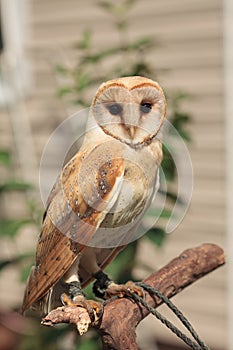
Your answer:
[0,150,11,166]
[0,180,34,193]
[172,91,190,106]
[76,337,100,350]
[81,47,119,64]
[165,190,178,203]
[177,129,192,142]
[72,98,90,107]
[75,72,91,91]
[98,1,114,12]
[106,241,138,283]
[0,219,34,238]
[77,30,92,50]
[99,0,136,18]
[20,263,33,282]
[80,37,155,65]
[172,116,190,130]
[146,208,173,219]
[127,62,153,77]
[83,281,95,300]
[0,253,34,271]
[173,113,190,124]
[161,156,176,182]
[26,199,43,228]
[75,332,101,350]
[157,189,184,205]
[0,259,12,270]
[57,86,73,97]
[128,36,156,51]
[145,227,166,247]
[54,64,71,76]
[39,325,68,344]
[160,208,173,218]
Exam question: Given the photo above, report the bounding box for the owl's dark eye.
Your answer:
[140,102,152,114]
[108,103,123,116]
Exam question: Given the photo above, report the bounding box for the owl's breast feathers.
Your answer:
[99,140,163,242]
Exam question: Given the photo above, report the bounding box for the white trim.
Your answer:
[0,0,36,183]
[224,1,233,349]
[0,0,31,103]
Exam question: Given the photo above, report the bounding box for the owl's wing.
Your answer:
[22,142,124,312]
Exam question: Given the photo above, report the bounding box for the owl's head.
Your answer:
[92,76,166,148]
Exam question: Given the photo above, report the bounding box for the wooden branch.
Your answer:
[41,243,225,350]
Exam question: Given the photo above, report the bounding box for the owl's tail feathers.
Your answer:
[21,266,35,314]
[21,266,51,316]
[21,267,67,316]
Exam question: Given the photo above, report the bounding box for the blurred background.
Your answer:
[0,0,228,349]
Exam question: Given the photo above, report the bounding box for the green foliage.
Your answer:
[169,91,192,142]
[19,262,33,282]
[145,227,166,247]
[0,180,33,193]
[162,144,176,182]
[0,150,11,166]
[19,324,70,350]
[75,332,101,350]
[0,149,39,288]
[162,92,192,184]
[106,241,138,283]
[146,208,174,219]
[0,218,34,238]
[0,253,33,272]
[55,1,156,108]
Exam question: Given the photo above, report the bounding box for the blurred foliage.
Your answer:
[0,219,34,239]
[0,149,40,281]
[0,149,11,166]
[0,180,33,193]
[0,151,42,301]
[0,0,192,349]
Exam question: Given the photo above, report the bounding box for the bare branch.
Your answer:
[41,243,225,350]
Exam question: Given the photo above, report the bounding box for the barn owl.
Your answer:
[22,76,166,317]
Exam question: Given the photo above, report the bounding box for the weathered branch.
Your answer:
[41,243,225,349]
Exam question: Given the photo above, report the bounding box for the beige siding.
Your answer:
[0,0,226,349]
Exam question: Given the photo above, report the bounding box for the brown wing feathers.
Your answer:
[22,148,124,312]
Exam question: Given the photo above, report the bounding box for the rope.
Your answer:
[126,282,210,350]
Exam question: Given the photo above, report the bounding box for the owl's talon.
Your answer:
[125,281,144,298]
[61,292,73,306]
[60,293,102,323]
[104,280,144,299]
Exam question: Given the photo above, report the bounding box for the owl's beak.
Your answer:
[128,126,136,139]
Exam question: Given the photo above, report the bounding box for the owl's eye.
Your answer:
[140,102,152,114]
[108,103,123,116]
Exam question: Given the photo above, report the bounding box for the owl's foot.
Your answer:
[93,270,143,299]
[61,281,102,322]
[105,280,144,299]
